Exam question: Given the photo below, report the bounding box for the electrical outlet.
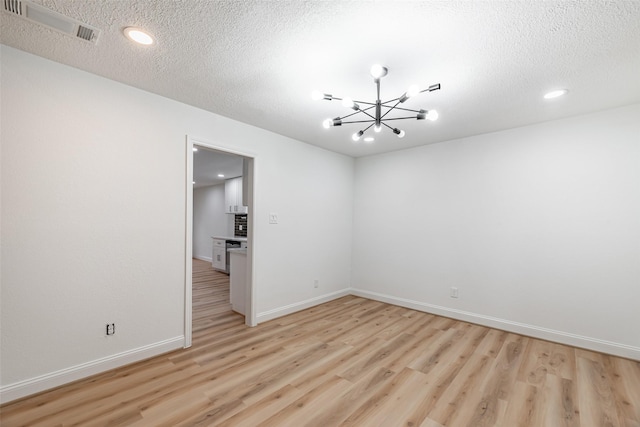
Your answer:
[106,323,115,336]
[314,279,319,288]
[450,287,459,299]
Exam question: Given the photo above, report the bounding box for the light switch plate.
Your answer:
[450,287,459,298]
[269,213,278,224]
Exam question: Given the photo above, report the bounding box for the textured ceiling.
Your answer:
[2,0,639,158]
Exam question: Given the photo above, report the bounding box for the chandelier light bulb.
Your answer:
[370,64,388,79]
[342,97,360,111]
[311,90,324,101]
[406,85,420,98]
[427,110,439,121]
[322,118,332,129]
[400,85,421,103]
[342,97,355,108]
[352,131,364,141]
[374,124,382,133]
[393,128,406,138]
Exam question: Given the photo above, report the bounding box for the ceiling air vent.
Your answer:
[2,0,101,44]
[4,0,22,15]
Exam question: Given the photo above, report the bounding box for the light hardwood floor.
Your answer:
[1,259,639,426]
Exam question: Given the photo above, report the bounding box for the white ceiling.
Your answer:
[1,1,639,158]
[193,146,243,189]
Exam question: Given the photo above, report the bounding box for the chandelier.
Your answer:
[312,65,441,142]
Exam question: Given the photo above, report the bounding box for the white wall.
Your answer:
[4,43,637,404]
[192,184,232,261]
[352,103,640,360]
[0,46,354,402]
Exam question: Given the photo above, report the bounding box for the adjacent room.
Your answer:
[1,1,638,425]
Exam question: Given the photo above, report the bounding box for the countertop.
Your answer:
[211,236,248,242]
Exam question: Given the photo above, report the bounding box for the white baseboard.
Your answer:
[350,288,640,361]
[194,255,212,262]
[0,336,184,404]
[4,289,638,405]
[256,289,351,323]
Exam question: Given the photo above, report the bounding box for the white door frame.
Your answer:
[184,135,257,348]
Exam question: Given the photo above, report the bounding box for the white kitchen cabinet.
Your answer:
[225,177,248,214]
[211,238,226,271]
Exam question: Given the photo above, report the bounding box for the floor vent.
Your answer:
[3,0,101,44]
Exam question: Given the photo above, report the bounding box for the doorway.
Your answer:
[184,136,256,348]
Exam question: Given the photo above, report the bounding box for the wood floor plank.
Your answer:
[420,418,446,427]
[427,350,495,426]
[340,367,415,426]
[256,375,352,426]
[215,384,304,427]
[538,374,580,427]
[502,381,542,427]
[373,369,435,427]
[1,258,638,426]
[577,352,622,427]
[399,327,490,426]
[475,328,510,359]
[303,367,396,426]
[604,355,640,426]
[462,334,528,427]
[338,332,414,382]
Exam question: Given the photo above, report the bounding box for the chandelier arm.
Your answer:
[420,84,441,93]
[329,97,377,108]
[341,119,376,124]
[381,106,422,113]
[358,105,376,113]
[351,100,377,107]
[339,110,364,120]
[358,109,377,121]
[336,105,376,121]
[380,116,420,121]
[341,116,417,124]
[379,100,403,120]
[380,84,440,104]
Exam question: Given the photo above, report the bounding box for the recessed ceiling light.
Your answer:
[544,89,568,99]
[123,27,154,45]
[217,174,225,178]
[364,137,375,143]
